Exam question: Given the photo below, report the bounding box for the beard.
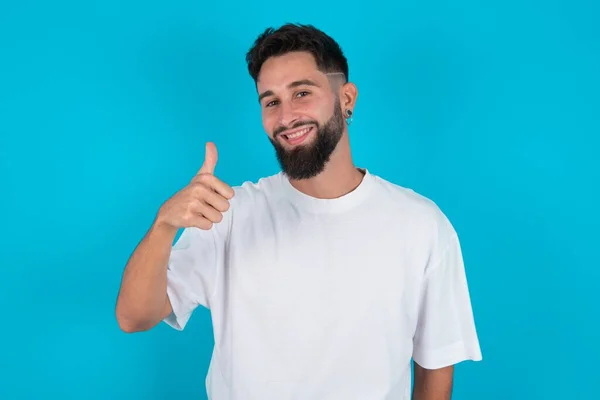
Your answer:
[269,103,345,180]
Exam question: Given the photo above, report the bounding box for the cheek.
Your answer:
[296,98,318,115]
[261,112,277,137]
[303,98,332,123]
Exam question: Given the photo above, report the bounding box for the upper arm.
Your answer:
[160,295,173,321]
[414,361,454,384]
[412,213,482,369]
[162,216,230,330]
[413,361,454,399]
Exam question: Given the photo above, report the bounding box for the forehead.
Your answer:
[256,51,325,93]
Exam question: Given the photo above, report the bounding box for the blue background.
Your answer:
[1,0,598,399]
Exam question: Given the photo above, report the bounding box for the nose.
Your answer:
[277,100,299,128]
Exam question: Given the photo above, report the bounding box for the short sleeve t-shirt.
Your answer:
[164,169,482,400]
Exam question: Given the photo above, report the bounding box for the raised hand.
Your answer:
[156,142,235,231]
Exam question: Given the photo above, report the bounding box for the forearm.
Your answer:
[115,221,178,332]
[412,363,454,400]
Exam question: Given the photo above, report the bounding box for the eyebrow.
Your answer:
[258,79,321,103]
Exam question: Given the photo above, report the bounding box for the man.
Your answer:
[116,23,482,400]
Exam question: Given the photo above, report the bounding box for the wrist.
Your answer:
[151,216,179,239]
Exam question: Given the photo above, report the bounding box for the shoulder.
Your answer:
[218,172,288,222]
[368,172,458,259]
[370,173,452,226]
[229,172,286,205]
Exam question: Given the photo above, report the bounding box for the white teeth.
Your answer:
[286,127,310,140]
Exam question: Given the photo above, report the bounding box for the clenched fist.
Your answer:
[155,142,235,231]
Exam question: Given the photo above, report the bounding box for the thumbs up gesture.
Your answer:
[155,142,235,231]
[197,142,218,175]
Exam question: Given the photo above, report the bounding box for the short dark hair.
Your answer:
[245,23,349,83]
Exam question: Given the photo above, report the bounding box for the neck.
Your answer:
[287,134,364,199]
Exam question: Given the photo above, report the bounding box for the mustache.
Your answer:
[273,120,318,138]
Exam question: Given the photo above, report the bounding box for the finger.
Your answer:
[192,175,235,200]
[202,189,231,213]
[189,216,214,231]
[193,201,223,224]
[197,142,218,175]
[209,177,235,200]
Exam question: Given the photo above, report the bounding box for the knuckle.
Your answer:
[191,173,204,182]
[182,214,193,226]
[184,202,196,215]
[188,181,202,190]
[196,173,212,184]
[194,184,209,196]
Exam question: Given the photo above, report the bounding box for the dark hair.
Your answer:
[245,23,349,83]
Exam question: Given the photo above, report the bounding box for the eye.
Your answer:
[296,91,310,98]
[265,99,279,108]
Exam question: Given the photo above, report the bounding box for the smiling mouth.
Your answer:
[281,126,314,145]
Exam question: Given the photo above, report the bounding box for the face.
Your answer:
[256,51,353,180]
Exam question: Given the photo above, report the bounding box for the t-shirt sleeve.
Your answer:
[412,215,483,369]
[163,221,226,331]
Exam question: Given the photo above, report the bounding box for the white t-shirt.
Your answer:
[164,169,482,399]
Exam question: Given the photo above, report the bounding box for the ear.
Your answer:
[339,82,358,115]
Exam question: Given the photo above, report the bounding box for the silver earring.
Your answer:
[345,109,353,125]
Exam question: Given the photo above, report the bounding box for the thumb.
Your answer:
[198,142,218,175]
